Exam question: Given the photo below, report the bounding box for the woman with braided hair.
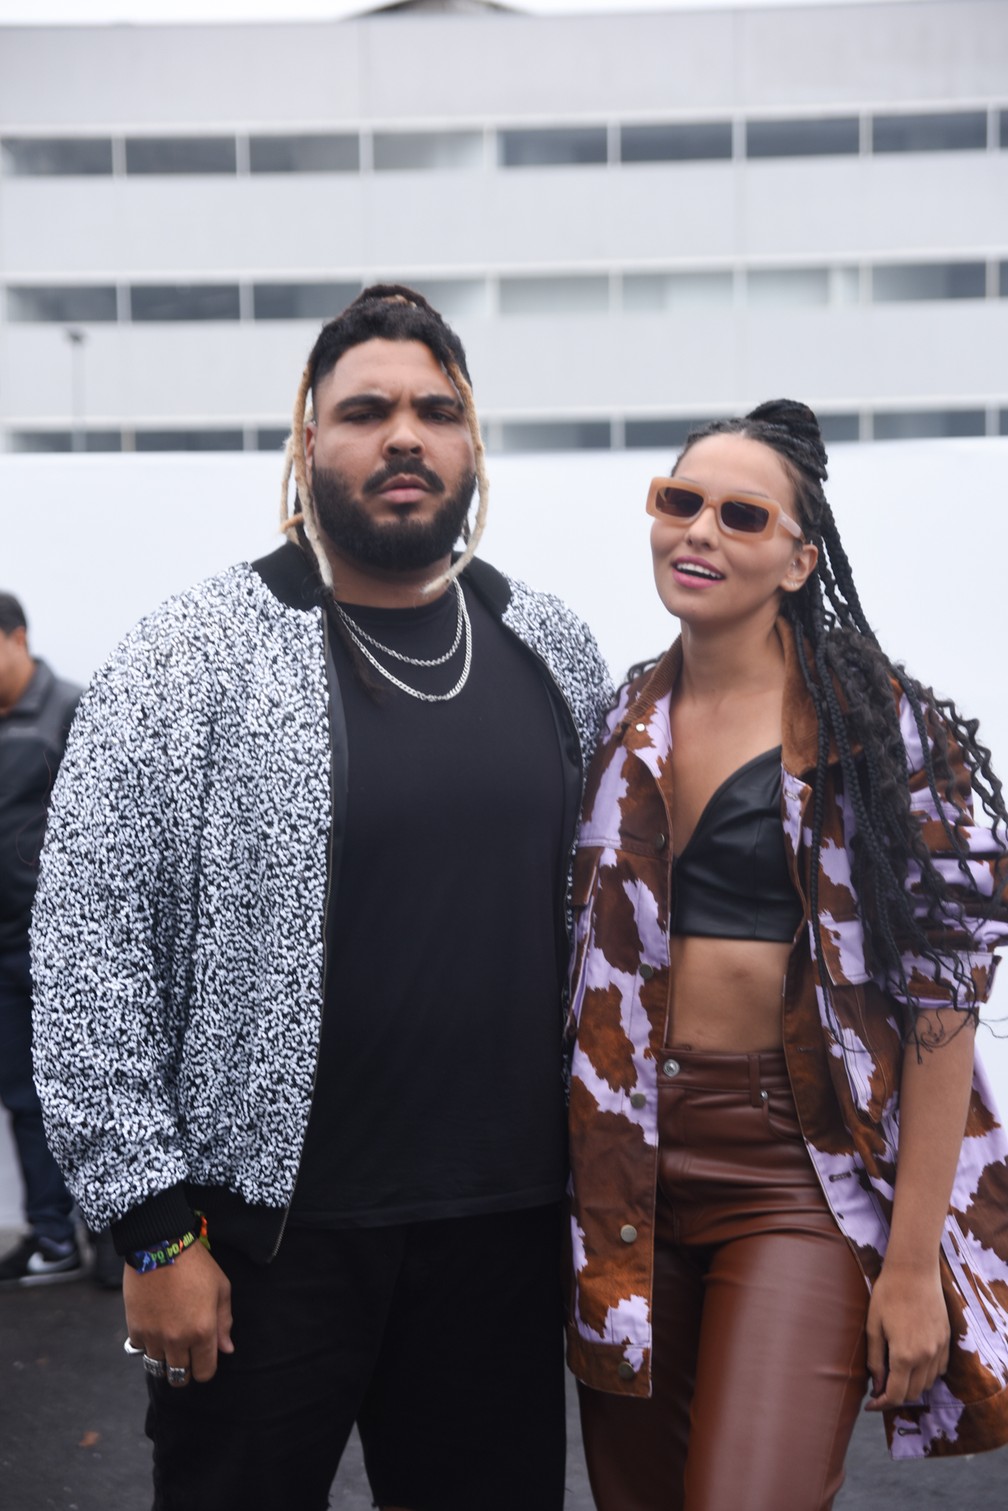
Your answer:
[565,399,1008,1509]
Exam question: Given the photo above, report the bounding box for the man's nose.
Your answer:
[383,417,424,455]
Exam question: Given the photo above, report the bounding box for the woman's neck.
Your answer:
[676,613,786,710]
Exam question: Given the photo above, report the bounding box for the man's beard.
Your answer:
[312,459,476,573]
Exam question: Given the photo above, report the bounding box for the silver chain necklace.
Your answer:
[335,582,473,702]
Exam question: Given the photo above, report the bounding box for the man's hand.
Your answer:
[123,1241,234,1385]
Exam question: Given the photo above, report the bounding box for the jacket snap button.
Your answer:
[618,1361,637,1380]
[662,1058,680,1078]
[619,1224,638,1244]
[654,833,667,852]
[629,1092,646,1109]
[639,963,655,980]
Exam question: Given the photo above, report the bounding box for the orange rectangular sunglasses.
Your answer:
[646,478,803,541]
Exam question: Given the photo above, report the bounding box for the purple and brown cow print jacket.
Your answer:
[566,623,1008,1460]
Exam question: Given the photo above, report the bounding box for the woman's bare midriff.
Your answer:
[665,934,793,1051]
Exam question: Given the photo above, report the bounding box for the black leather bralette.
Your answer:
[669,746,803,943]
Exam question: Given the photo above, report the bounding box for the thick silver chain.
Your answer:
[335,583,473,702]
[335,580,464,667]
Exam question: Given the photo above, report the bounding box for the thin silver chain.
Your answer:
[335,584,473,702]
[335,580,464,667]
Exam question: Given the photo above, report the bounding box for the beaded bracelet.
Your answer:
[125,1212,209,1274]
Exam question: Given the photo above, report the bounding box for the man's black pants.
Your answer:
[145,1204,567,1511]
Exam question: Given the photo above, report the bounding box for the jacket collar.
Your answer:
[5,659,54,722]
[620,619,826,781]
[250,540,512,620]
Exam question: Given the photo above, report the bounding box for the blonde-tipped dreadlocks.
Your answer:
[280,285,489,597]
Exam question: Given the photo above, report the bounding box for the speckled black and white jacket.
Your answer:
[30,542,613,1262]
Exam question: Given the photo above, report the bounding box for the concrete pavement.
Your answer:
[1,1246,1006,1510]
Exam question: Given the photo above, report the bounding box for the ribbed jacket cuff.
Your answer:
[109,1185,198,1255]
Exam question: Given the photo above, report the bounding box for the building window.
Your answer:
[130,284,241,321]
[746,268,832,306]
[254,427,291,451]
[872,409,986,441]
[624,417,713,450]
[818,414,860,444]
[623,272,733,311]
[745,117,859,159]
[405,279,488,318]
[499,275,610,315]
[871,262,986,302]
[252,282,361,320]
[1,137,113,176]
[1000,261,1008,297]
[8,429,122,453]
[1000,409,1008,436]
[125,137,237,175]
[871,111,987,154]
[498,127,607,168]
[620,122,732,163]
[373,131,483,171]
[498,420,612,452]
[249,134,359,173]
[1001,111,1008,149]
[6,284,118,322]
[134,429,244,451]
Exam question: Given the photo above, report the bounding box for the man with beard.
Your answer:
[31,286,612,1511]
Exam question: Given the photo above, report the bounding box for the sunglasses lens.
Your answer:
[654,485,703,521]
[720,499,771,534]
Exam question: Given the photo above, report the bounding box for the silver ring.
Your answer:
[166,1364,191,1387]
[143,1354,166,1379]
[123,1337,144,1357]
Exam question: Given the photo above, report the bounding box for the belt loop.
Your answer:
[748,1053,762,1108]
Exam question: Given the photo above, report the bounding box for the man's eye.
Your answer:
[428,409,458,424]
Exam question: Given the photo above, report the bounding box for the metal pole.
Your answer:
[65,327,86,452]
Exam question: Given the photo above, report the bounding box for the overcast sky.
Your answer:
[0,0,929,26]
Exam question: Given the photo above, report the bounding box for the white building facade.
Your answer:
[0,0,1006,456]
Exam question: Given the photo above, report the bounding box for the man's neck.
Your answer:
[321,544,454,609]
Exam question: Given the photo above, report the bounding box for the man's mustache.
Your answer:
[362,459,445,495]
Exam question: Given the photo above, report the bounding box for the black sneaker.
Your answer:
[0,1233,86,1288]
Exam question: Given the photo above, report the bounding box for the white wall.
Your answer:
[2,437,1008,1223]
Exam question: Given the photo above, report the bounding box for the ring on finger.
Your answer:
[123,1337,145,1357]
[166,1364,191,1387]
[143,1354,166,1379]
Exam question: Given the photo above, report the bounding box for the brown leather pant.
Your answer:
[578,1048,870,1511]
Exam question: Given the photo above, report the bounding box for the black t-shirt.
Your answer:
[290,581,568,1227]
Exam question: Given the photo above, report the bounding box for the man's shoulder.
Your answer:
[126,555,309,648]
[466,556,592,640]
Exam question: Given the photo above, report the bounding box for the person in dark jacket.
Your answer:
[0,592,83,1286]
[31,287,613,1511]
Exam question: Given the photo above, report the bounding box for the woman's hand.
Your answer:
[863,1010,974,1413]
[864,1261,950,1411]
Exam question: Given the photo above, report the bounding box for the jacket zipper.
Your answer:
[267,611,337,1262]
